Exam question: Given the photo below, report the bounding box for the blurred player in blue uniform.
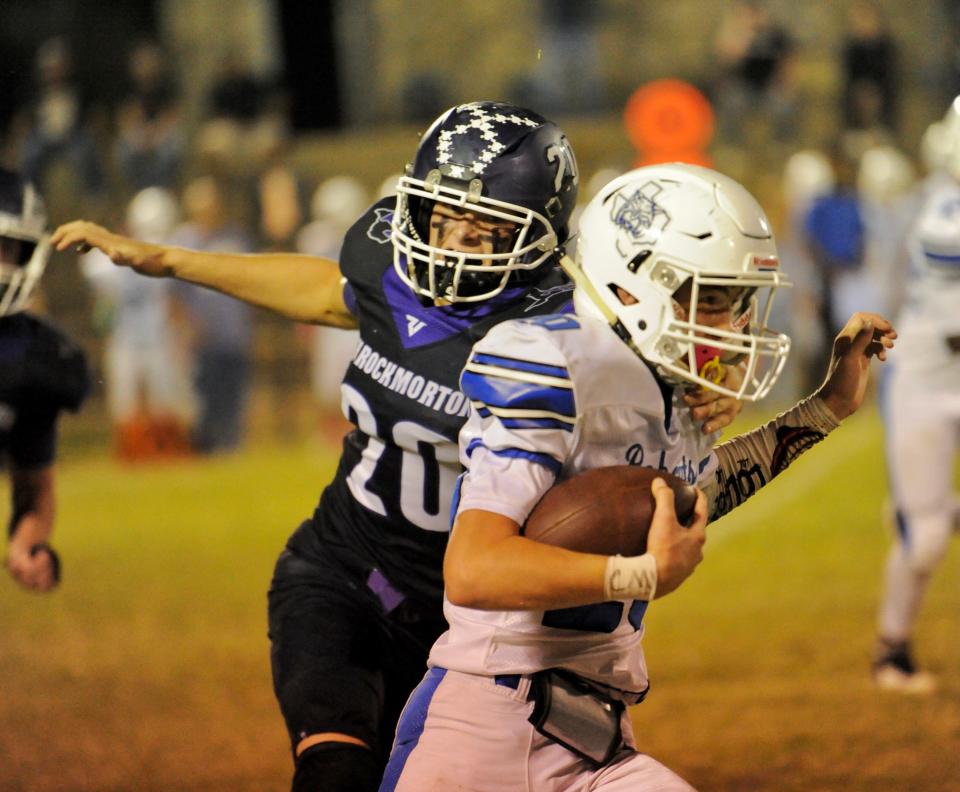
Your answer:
[872,102,960,693]
[53,103,742,790]
[381,164,895,791]
[1,168,88,592]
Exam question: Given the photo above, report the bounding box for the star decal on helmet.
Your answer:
[436,105,539,176]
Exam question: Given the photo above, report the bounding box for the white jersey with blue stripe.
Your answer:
[893,176,960,382]
[428,311,718,693]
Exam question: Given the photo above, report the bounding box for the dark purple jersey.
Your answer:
[288,199,574,606]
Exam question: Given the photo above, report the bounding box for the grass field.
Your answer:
[1,407,958,791]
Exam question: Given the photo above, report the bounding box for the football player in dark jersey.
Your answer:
[53,102,743,790]
[2,168,88,593]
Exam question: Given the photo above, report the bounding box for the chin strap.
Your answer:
[559,255,644,357]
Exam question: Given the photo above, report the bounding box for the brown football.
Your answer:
[522,466,698,556]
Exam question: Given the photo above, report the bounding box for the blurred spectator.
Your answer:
[16,36,105,198]
[81,187,193,461]
[776,149,835,401]
[856,144,917,318]
[295,175,366,442]
[803,146,867,382]
[113,40,186,192]
[169,176,254,454]
[208,54,266,126]
[400,73,450,123]
[254,141,310,442]
[256,143,306,252]
[712,1,797,143]
[532,0,605,114]
[196,55,287,174]
[842,1,898,133]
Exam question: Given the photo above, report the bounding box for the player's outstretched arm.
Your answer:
[51,220,357,327]
[703,311,897,520]
[5,466,59,593]
[816,311,896,420]
[444,480,707,610]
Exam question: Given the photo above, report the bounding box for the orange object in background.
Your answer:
[624,78,715,167]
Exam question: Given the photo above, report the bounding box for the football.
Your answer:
[522,466,698,556]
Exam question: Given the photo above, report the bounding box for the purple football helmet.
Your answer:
[392,101,578,303]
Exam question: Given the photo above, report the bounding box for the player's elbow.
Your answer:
[443,557,488,608]
[444,509,521,608]
[444,547,510,609]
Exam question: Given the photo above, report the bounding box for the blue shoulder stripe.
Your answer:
[461,370,575,417]
[924,249,960,264]
[500,416,575,432]
[464,439,562,476]
[471,352,570,380]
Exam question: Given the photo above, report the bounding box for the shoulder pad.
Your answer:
[339,198,395,282]
[461,318,576,422]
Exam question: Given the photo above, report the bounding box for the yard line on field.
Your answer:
[708,417,875,548]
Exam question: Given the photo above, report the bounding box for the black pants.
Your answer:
[267,546,446,767]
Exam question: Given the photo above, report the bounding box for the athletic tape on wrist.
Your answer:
[604,553,657,601]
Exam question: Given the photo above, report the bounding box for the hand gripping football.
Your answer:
[523,466,698,556]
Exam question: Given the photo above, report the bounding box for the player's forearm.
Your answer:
[9,467,55,544]
[704,395,840,520]
[445,510,609,610]
[8,512,54,556]
[161,247,357,326]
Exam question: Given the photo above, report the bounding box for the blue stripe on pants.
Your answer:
[378,667,447,791]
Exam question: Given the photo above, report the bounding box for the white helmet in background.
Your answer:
[0,168,50,317]
[857,145,916,205]
[377,172,403,200]
[782,149,835,213]
[920,120,950,174]
[311,175,369,230]
[126,186,180,244]
[939,96,960,182]
[568,163,791,401]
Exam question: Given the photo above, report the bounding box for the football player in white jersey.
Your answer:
[871,100,960,694]
[53,104,749,791]
[380,163,896,791]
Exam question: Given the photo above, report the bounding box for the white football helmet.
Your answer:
[782,149,835,214]
[311,175,369,230]
[126,186,180,244]
[568,163,791,401]
[938,96,960,182]
[857,145,916,205]
[0,168,50,317]
[921,120,950,174]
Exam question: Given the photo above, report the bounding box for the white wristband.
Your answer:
[603,553,658,601]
